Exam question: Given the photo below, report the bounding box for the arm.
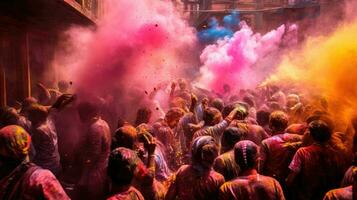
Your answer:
[225,107,241,123]
[286,150,302,187]
[36,83,51,104]
[165,173,178,200]
[211,107,242,137]
[213,158,226,178]
[147,139,156,173]
[286,170,298,187]
[259,142,268,173]
[189,93,198,114]
[274,180,286,200]
[218,184,231,200]
[169,82,176,98]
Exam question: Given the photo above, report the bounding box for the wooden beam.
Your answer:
[0,66,6,107]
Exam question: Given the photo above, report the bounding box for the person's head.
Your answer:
[222,104,235,118]
[203,107,222,126]
[181,113,198,135]
[114,125,138,150]
[286,94,300,109]
[58,80,70,93]
[306,113,334,131]
[77,101,99,123]
[27,104,48,126]
[308,119,332,144]
[222,103,248,120]
[0,107,20,128]
[165,107,185,128]
[0,125,31,165]
[211,98,224,112]
[269,111,289,134]
[243,95,255,108]
[191,136,218,170]
[108,147,139,186]
[223,84,231,93]
[220,127,246,153]
[234,140,259,171]
[135,107,152,126]
[169,97,189,111]
[256,110,271,127]
[20,97,38,116]
[268,101,282,111]
[178,78,188,90]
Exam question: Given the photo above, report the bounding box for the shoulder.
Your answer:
[28,168,70,199]
[296,146,311,154]
[210,169,225,181]
[95,119,110,130]
[107,187,144,200]
[29,168,59,185]
[283,133,302,141]
[221,177,246,189]
[249,124,265,131]
[324,186,352,200]
[259,174,280,183]
[262,136,275,144]
[177,165,190,173]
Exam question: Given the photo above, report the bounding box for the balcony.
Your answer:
[63,0,101,23]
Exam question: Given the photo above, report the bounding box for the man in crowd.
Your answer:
[214,127,245,181]
[107,147,144,200]
[219,140,285,200]
[287,120,345,200]
[28,104,61,175]
[260,111,302,197]
[77,101,111,200]
[165,136,225,200]
[0,125,69,200]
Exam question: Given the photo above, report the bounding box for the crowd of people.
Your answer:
[0,78,356,200]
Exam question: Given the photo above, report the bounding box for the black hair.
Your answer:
[108,147,138,185]
[309,120,332,143]
[269,111,289,133]
[221,127,246,152]
[256,110,271,126]
[234,140,259,171]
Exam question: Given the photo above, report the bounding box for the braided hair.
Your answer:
[234,140,259,171]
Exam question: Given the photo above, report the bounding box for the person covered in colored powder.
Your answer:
[165,135,225,200]
[213,127,246,181]
[107,147,145,200]
[27,104,61,176]
[219,140,285,200]
[287,120,345,200]
[0,125,70,200]
[77,101,112,200]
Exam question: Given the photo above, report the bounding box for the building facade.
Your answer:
[0,0,101,106]
[182,0,325,32]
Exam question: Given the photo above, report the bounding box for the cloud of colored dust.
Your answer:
[265,21,357,130]
[195,22,297,93]
[54,0,197,120]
